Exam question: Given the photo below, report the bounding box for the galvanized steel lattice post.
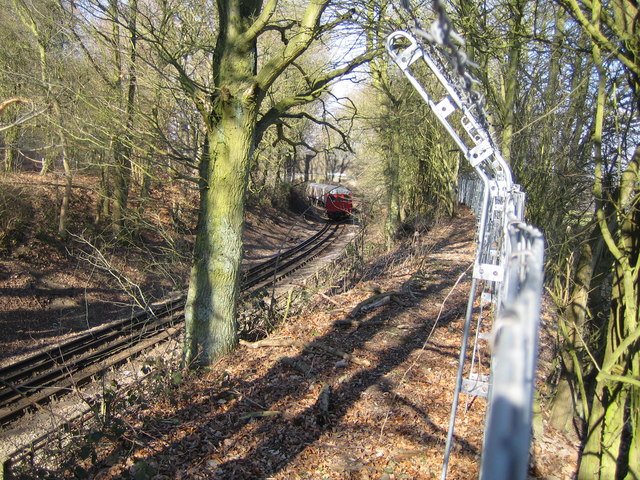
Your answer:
[386,3,545,479]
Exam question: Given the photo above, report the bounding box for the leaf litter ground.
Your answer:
[7,206,578,479]
[76,211,491,480]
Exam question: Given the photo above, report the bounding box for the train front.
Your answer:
[325,186,352,220]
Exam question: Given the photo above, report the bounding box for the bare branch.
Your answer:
[261,20,300,45]
[254,0,331,93]
[280,110,352,153]
[255,46,381,142]
[242,0,279,44]
[0,99,51,133]
[273,123,319,154]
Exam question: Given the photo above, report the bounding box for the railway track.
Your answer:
[0,222,344,427]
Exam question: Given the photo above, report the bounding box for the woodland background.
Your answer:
[0,0,638,478]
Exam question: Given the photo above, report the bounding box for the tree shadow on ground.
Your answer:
[0,301,138,362]
[213,310,474,478]
[88,250,481,479]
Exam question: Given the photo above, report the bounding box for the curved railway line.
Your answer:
[0,221,346,428]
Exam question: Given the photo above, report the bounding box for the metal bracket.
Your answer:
[461,115,485,144]
[395,42,422,69]
[468,141,494,167]
[473,263,504,282]
[435,97,456,118]
[462,373,490,398]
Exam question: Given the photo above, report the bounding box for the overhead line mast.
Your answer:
[386,3,545,479]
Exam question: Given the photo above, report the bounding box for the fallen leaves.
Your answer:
[37,208,574,480]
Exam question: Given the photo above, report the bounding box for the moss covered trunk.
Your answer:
[578,148,639,479]
[184,101,257,366]
[183,0,261,366]
[181,0,337,366]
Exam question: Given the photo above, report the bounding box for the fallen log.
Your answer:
[349,291,406,318]
[240,338,303,349]
[281,356,312,375]
[316,382,331,425]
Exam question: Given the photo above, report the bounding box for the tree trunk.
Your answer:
[628,375,640,479]
[181,0,357,366]
[385,121,401,248]
[499,0,525,164]
[304,154,312,182]
[183,0,261,366]
[57,130,71,237]
[184,95,257,366]
[112,136,131,235]
[578,383,627,480]
[96,163,110,224]
[550,213,614,434]
[111,0,137,236]
[579,262,635,479]
[3,125,18,172]
[578,147,639,479]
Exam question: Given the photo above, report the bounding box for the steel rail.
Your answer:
[242,222,332,281]
[0,221,345,427]
[0,298,185,385]
[0,312,183,425]
[243,223,341,289]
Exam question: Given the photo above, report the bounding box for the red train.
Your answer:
[307,183,353,220]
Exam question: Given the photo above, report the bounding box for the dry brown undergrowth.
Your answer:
[1,185,578,479]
